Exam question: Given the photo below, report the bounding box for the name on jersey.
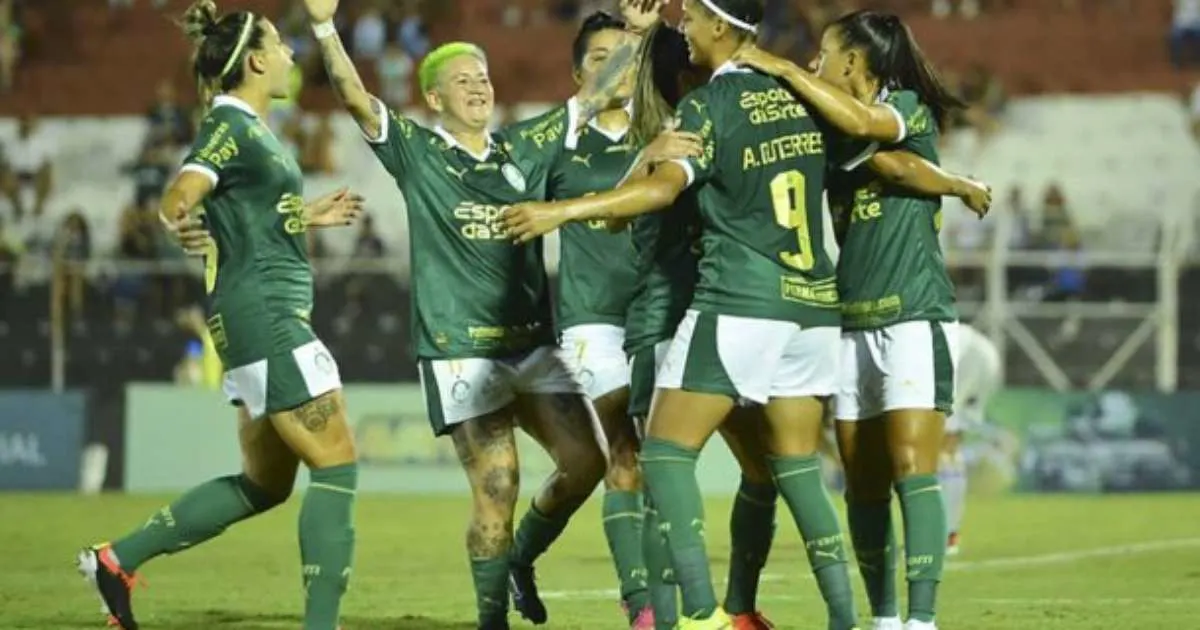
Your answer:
[739,88,809,126]
[197,122,239,169]
[453,202,510,240]
[742,132,824,170]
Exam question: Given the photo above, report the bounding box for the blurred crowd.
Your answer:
[2,0,1197,331]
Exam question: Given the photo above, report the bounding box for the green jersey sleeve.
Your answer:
[885,89,938,152]
[885,89,934,145]
[669,91,717,187]
[365,97,425,176]
[497,103,570,200]
[182,110,244,189]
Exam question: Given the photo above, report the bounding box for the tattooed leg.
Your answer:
[452,410,522,628]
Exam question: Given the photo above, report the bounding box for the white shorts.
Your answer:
[835,320,959,421]
[560,324,630,400]
[656,309,840,405]
[221,339,343,419]
[418,346,583,435]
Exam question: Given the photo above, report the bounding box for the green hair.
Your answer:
[418,42,488,94]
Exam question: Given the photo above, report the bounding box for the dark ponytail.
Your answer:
[179,0,265,107]
[830,10,963,131]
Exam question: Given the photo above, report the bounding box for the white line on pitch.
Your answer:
[539,537,1200,601]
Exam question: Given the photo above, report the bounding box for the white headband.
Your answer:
[219,13,256,79]
[699,0,758,34]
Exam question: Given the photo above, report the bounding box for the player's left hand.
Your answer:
[619,0,666,34]
[957,177,992,219]
[733,46,798,78]
[306,187,366,228]
[504,202,565,244]
[160,201,211,257]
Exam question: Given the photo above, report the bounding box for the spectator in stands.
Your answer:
[760,0,815,62]
[0,213,20,316]
[125,139,173,208]
[0,144,17,220]
[377,43,415,108]
[174,305,221,389]
[301,113,337,175]
[1170,0,1200,68]
[147,81,192,148]
[6,114,55,219]
[1038,184,1075,249]
[932,0,981,19]
[1004,187,1032,249]
[343,216,386,319]
[396,0,430,58]
[0,0,20,94]
[112,201,156,328]
[352,5,387,60]
[54,211,91,324]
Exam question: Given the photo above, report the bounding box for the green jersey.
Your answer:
[827,90,957,330]
[623,190,702,355]
[185,96,314,368]
[671,65,840,326]
[537,99,639,332]
[369,101,567,359]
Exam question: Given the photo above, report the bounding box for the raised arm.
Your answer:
[734,47,904,143]
[305,0,382,138]
[868,151,991,217]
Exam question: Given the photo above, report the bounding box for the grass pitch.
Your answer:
[2,493,1198,629]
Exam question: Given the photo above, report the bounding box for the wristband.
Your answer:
[312,21,337,39]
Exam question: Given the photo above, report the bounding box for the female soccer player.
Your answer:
[500,7,681,628]
[734,11,991,630]
[622,23,786,630]
[78,3,364,630]
[301,1,651,627]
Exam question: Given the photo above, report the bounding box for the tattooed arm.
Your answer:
[304,0,382,138]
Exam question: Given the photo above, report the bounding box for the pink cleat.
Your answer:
[630,605,655,629]
[731,611,776,629]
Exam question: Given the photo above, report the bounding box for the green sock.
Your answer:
[897,474,947,624]
[847,500,899,618]
[724,478,776,615]
[643,494,678,629]
[299,464,357,630]
[470,555,511,626]
[603,490,650,616]
[641,437,716,619]
[770,455,858,630]
[511,499,578,567]
[111,473,282,572]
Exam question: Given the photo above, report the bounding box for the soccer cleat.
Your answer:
[730,611,775,629]
[946,532,961,556]
[77,544,140,630]
[629,604,655,629]
[904,621,937,630]
[677,607,733,629]
[508,564,547,625]
[872,617,903,630]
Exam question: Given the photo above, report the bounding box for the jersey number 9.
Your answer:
[770,170,814,271]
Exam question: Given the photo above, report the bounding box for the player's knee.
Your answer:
[561,444,606,496]
[890,441,938,478]
[604,427,642,489]
[236,473,290,513]
[471,462,521,514]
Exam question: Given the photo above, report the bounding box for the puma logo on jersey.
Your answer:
[690,99,707,115]
[571,154,592,168]
[446,165,468,181]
